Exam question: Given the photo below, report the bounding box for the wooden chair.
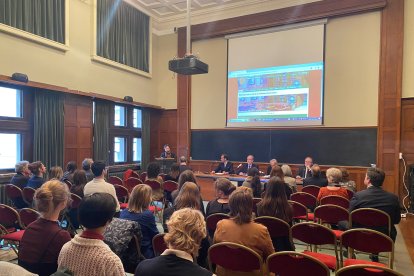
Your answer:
[108,176,123,186]
[335,264,402,276]
[114,184,129,203]
[302,185,321,198]
[289,200,309,222]
[350,208,391,237]
[18,208,40,228]
[22,187,36,207]
[124,177,142,193]
[290,192,317,221]
[320,195,350,209]
[152,233,167,256]
[314,204,349,240]
[267,252,330,276]
[208,242,264,275]
[206,213,230,239]
[5,184,28,209]
[254,216,294,251]
[0,204,25,254]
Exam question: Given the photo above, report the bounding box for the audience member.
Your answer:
[58,193,125,275]
[84,161,120,212]
[146,162,164,201]
[0,261,37,276]
[270,165,293,199]
[135,208,212,276]
[82,158,94,182]
[49,166,63,181]
[27,161,46,189]
[10,160,30,189]
[18,180,71,276]
[62,161,77,183]
[257,176,294,251]
[266,158,278,175]
[236,154,258,176]
[206,178,236,216]
[296,156,313,179]
[303,164,328,188]
[120,184,159,259]
[71,169,87,198]
[339,167,356,192]
[242,167,262,198]
[317,168,348,202]
[214,187,274,275]
[281,164,297,192]
[211,153,234,174]
[179,156,192,173]
[164,163,180,182]
[171,169,197,201]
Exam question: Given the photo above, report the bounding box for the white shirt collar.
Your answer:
[161,249,194,262]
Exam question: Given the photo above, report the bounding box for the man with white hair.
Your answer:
[11,160,30,189]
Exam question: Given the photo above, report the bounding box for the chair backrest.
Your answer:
[5,184,23,200]
[208,242,263,274]
[320,195,350,209]
[252,198,262,215]
[292,222,336,246]
[124,177,142,193]
[63,179,72,190]
[22,187,36,205]
[266,252,330,276]
[314,204,349,224]
[302,185,321,198]
[108,176,123,186]
[144,179,162,190]
[336,264,402,276]
[163,180,179,193]
[0,204,21,229]
[19,208,40,228]
[288,200,308,220]
[290,192,317,209]
[206,213,230,238]
[152,233,167,256]
[350,208,391,236]
[159,173,167,181]
[114,184,129,203]
[139,172,147,183]
[254,216,291,239]
[130,171,140,179]
[70,193,82,209]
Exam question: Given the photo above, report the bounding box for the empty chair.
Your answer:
[289,200,309,222]
[267,252,330,276]
[335,264,402,276]
[22,187,36,207]
[254,216,294,251]
[114,184,129,203]
[63,179,72,190]
[0,204,24,254]
[350,208,391,237]
[130,171,140,179]
[61,193,83,234]
[314,205,349,239]
[108,176,123,186]
[163,180,178,207]
[144,179,165,221]
[340,229,394,269]
[124,177,142,193]
[5,184,28,209]
[19,208,40,228]
[320,195,350,209]
[139,172,147,183]
[152,233,167,256]
[208,242,264,275]
[290,192,317,221]
[302,185,321,198]
[206,213,230,239]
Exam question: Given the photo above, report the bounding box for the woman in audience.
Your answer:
[281,164,297,192]
[171,169,197,201]
[27,161,47,189]
[270,165,293,198]
[164,163,180,182]
[58,193,125,275]
[214,187,274,275]
[48,166,63,181]
[70,169,87,198]
[120,184,159,259]
[339,167,356,192]
[317,167,349,202]
[242,167,262,198]
[62,161,77,183]
[257,176,294,250]
[206,178,235,216]
[135,208,212,276]
[18,180,72,276]
[145,162,164,201]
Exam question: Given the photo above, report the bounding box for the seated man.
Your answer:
[236,155,258,176]
[10,160,30,189]
[211,153,234,174]
[179,156,192,173]
[266,158,278,175]
[160,144,176,159]
[82,158,94,182]
[302,164,328,187]
[296,156,313,179]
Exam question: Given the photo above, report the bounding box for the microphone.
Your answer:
[237,164,242,168]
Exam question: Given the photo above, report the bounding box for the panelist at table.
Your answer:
[211,153,234,174]
[296,156,313,179]
[236,155,258,176]
[160,144,176,159]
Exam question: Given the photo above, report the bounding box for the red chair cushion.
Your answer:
[332,229,343,239]
[307,213,315,221]
[344,258,387,267]
[149,206,162,212]
[120,203,128,209]
[303,250,337,270]
[1,230,25,241]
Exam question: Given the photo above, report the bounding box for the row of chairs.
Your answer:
[301,185,354,200]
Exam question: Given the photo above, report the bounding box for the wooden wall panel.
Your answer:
[63,95,93,168]
[400,98,414,208]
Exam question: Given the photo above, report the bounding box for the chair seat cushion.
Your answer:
[344,258,387,267]
[120,203,128,209]
[303,250,337,270]
[149,206,162,212]
[332,229,343,239]
[1,230,25,241]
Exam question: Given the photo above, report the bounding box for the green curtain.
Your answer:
[93,100,111,163]
[141,108,150,170]
[0,0,65,43]
[33,89,64,170]
[97,0,149,72]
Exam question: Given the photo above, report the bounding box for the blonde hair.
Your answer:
[281,164,292,177]
[164,208,206,256]
[326,167,342,183]
[34,180,70,217]
[174,182,201,210]
[49,166,63,180]
[128,184,152,213]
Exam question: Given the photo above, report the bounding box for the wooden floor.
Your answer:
[399,214,414,265]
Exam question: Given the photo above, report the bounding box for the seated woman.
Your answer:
[317,167,349,202]
[270,165,293,199]
[145,162,164,201]
[164,163,180,182]
[120,184,159,259]
[206,178,235,216]
[27,161,47,189]
[18,180,72,276]
[70,169,87,198]
[58,193,125,275]
[281,164,297,192]
[171,169,197,201]
[339,167,356,192]
[48,166,63,181]
[242,167,262,198]
[257,177,294,251]
[214,187,275,275]
[135,208,212,276]
[62,161,77,183]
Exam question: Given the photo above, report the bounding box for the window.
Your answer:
[0,87,22,118]
[133,138,141,162]
[133,108,142,128]
[114,137,126,162]
[0,133,21,169]
[114,105,126,126]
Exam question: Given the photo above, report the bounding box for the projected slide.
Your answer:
[227,62,323,127]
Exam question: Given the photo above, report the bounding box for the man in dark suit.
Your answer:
[10,160,30,189]
[349,167,401,242]
[296,156,313,179]
[160,144,176,159]
[302,165,328,187]
[236,155,258,176]
[212,153,234,174]
[266,159,278,175]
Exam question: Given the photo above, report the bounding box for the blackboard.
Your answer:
[191,128,377,166]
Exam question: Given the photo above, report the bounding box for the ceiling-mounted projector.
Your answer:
[169,55,208,75]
